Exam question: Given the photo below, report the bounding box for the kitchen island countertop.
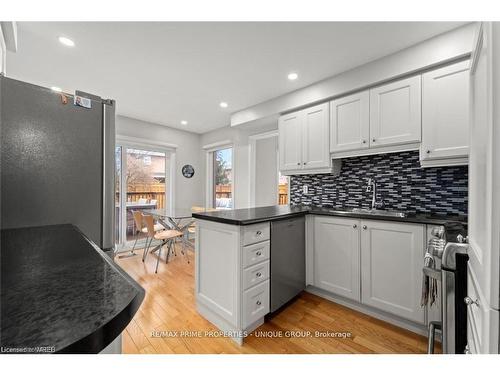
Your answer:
[0,224,144,354]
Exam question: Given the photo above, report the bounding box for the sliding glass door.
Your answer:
[115,145,170,248]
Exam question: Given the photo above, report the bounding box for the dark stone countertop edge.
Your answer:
[192,207,467,227]
[58,226,145,354]
[1,225,145,354]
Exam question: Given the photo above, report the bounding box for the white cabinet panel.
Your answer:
[302,103,330,169]
[421,60,470,161]
[330,91,370,153]
[278,111,302,171]
[466,263,499,353]
[313,216,360,301]
[369,76,421,147]
[196,221,240,326]
[361,220,425,323]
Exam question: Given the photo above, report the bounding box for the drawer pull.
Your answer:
[352,224,357,228]
[256,230,262,236]
[464,296,479,307]
[362,225,367,230]
[256,272,262,277]
[256,300,262,306]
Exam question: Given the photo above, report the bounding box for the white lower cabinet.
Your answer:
[196,219,271,345]
[360,220,425,324]
[313,216,360,301]
[312,216,426,325]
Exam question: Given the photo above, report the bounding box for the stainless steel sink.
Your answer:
[350,208,407,217]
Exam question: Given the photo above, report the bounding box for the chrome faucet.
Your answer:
[366,178,383,209]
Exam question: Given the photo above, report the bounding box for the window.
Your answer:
[213,147,233,209]
[278,172,289,205]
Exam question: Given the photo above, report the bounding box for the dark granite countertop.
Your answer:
[0,224,144,354]
[192,205,468,240]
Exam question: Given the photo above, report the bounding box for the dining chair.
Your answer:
[142,214,184,273]
[187,206,217,241]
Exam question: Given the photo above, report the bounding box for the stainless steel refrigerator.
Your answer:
[0,75,115,252]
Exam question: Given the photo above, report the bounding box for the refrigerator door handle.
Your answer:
[102,100,116,251]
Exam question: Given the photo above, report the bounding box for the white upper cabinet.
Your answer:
[360,220,425,324]
[369,76,422,148]
[330,91,370,153]
[278,111,302,171]
[302,103,330,169]
[421,60,470,162]
[279,103,331,174]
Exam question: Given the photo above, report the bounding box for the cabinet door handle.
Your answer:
[256,251,262,256]
[297,162,300,165]
[372,138,376,142]
[256,300,262,306]
[256,230,262,236]
[362,140,366,144]
[426,150,431,154]
[362,225,367,230]
[256,272,262,277]
[303,162,306,165]
[352,224,357,228]
[464,296,479,307]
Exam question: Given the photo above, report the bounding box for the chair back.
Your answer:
[132,211,143,233]
[137,198,148,204]
[143,214,156,237]
[150,199,157,205]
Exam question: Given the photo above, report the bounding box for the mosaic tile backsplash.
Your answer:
[290,151,468,215]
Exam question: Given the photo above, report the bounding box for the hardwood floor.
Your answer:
[116,245,432,354]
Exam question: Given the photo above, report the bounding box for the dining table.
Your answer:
[140,207,198,255]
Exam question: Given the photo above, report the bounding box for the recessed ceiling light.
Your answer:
[287,72,298,81]
[219,102,228,108]
[51,86,62,92]
[181,120,188,125]
[58,36,75,47]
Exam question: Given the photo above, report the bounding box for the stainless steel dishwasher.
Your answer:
[270,216,306,313]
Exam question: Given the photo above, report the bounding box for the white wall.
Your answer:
[116,115,204,210]
[231,23,476,127]
[254,135,279,207]
[200,121,278,209]
[0,27,6,74]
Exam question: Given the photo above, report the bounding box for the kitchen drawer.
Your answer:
[242,222,270,245]
[243,260,270,290]
[242,280,270,328]
[242,240,270,268]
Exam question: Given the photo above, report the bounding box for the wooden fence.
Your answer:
[215,184,232,199]
[117,183,166,209]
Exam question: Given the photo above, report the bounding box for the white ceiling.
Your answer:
[7,22,467,134]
